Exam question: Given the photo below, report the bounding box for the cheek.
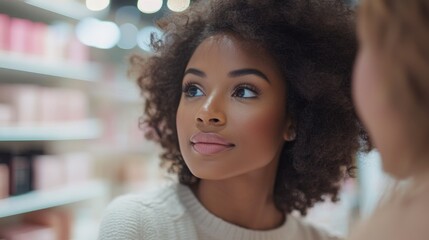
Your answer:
[353,51,382,133]
[353,54,371,120]
[353,50,411,177]
[234,105,285,147]
[176,100,192,141]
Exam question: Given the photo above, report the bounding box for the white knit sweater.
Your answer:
[98,183,341,240]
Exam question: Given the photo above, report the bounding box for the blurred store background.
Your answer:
[0,0,390,239]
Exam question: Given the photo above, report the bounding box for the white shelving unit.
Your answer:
[0,0,108,229]
[0,0,107,22]
[0,119,102,141]
[0,2,148,239]
[0,180,109,218]
[0,53,102,83]
[23,0,104,20]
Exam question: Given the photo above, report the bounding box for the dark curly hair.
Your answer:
[131,0,369,215]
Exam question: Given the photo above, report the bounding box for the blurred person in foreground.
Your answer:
[349,0,429,239]
[98,0,368,239]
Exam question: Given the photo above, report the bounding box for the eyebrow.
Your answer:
[228,69,270,83]
[183,68,270,83]
[184,68,206,78]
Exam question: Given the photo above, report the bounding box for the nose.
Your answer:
[195,97,226,127]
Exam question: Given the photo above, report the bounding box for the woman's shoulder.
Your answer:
[105,182,185,211]
[98,182,188,240]
[287,214,344,240]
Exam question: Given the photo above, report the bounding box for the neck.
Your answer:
[412,166,429,188]
[192,160,284,230]
[410,151,429,183]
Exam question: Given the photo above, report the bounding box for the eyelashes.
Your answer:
[182,81,261,99]
[232,84,260,98]
[181,81,196,93]
[182,81,204,97]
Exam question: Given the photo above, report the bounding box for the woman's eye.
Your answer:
[183,84,204,97]
[233,87,258,98]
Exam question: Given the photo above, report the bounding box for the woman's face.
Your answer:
[353,30,414,179]
[176,34,292,180]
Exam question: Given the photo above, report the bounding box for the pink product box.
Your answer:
[23,209,72,240]
[0,104,13,126]
[44,23,73,62]
[39,88,88,123]
[0,86,16,122]
[63,89,88,121]
[0,224,56,240]
[28,22,47,57]
[38,87,61,123]
[8,18,48,57]
[0,85,91,124]
[42,86,88,124]
[14,85,40,125]
[0,84,40,125]
[67,36,90,64]
[0,164,9,199]
[0,14,10,52]
[62,153,93,185]
[9,18,33,55]
[33,155,65,191]
[0,15,84,61]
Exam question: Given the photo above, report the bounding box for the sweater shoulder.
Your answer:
[98,183,187,240]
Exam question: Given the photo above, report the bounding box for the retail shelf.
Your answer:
[0,180,109,218]
[0,53,102,83]
[110,84,141,104]
[0,0,107,22]
[0,119,102,141]
[90,141,161,156]
[95,81,142,104]
[24,0,105,20]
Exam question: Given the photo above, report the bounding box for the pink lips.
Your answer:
[190,132,235,155]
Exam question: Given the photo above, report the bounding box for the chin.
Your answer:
[188,169,228,180]
[186,164,239,181]
[184,160,219,179]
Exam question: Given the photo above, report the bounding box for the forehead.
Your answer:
[195,34,255,57]
[187,34,283,76]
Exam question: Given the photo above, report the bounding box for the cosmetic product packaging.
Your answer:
[0,14,10,52]
[9,18,32,55]
[0,163,9,199]
[9,155,32,196]
[0,224,56,240]
[33,155,65,190]
[23,209,72,240]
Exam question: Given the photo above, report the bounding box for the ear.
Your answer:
[283,116,296,142]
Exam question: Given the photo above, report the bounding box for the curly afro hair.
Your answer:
[131,0,370,215]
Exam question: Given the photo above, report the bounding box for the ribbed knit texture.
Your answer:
[98,183,342,240]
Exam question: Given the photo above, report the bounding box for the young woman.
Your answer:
[349,0,429,239]
[98,0,367,239]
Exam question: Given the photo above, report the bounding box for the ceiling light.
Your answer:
[167,0,190,12]
[86,0,110,11]
[137,0,163,14]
